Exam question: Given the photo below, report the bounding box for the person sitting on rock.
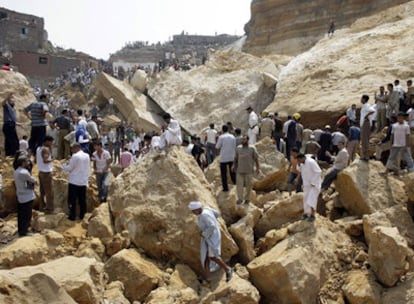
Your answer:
[161,113,182,147]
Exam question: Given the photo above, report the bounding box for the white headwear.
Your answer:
[188,201,202,210]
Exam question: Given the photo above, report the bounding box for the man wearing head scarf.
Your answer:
[162,113,182,146]
[188,201,233,283]
[296,153,322,222]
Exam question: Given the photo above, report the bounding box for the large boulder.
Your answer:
[87,202,114,243]
[247,216,353,304]
[342,270,381,304]
[104,249,163,302]
[93,72,163,131]
[335,161,407,216]
[363,205,414,247]
[130,69,148,93]
[0,256,105,304]
[147,49,278,135]
[264,2,414,127]
[368,226,413,287]
[109,146,238,274]
[255,193,303,237]
[381,275,414,303]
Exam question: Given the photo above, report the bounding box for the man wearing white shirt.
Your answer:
[216,125,236,192]
[360,95,374,161]
[92,141,112,202]
[296,153,322,222]
[204,123,218,165]
[246,106,259,145]
[162,113,182,146]
[63,143,90,221]
[346,104,357,124]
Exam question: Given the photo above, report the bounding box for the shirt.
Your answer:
[360,103,374,127]
[346,108,356,122]
[235,145,258,174]
[333,148,349,170]
[348,126,361,141]
[63,150,91,186]
[87,120,100,139]
[19,139,28,152]
[36,146,53,173]
[331,131,347,146]
[53,115,71,130]
[205,128,218,144]
[249,111,259,128]
[24,101,48,127]
[391,122,410,147]
[3,102,16,123]
[216,132,236,163]
[93,149,111,171]
[299,156,322,187]
[14,167,36,203]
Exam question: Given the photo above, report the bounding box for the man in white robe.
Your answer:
[188,201,233,283]
[246,106,259,145]
[296,153,322,222]
[162,113,182,146]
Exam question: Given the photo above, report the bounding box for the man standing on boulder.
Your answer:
[232,135,259,204]
[246,106,259,145]
[216,125,236,192]
[2,93,20,156]
[24,94,49,154]
[360,94,374,161]
[63,143,91,221]
[162,113,182,146]
[296,153,322,222]
[188,201,233,283]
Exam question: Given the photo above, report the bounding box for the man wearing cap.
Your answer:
[188,201,233,283]
[63,143,91,221]
[246,106,259,145]
[296,153,322,222]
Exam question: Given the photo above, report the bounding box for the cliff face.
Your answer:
[243,0,411,56]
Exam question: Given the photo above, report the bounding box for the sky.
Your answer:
[0,0,252,60]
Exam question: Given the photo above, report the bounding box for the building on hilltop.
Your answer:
[0,7,99,87]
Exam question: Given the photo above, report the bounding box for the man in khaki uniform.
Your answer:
[232,135,259,204]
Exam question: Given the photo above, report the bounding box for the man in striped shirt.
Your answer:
[24,94,49,154]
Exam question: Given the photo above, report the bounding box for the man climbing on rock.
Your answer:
[188,201,233,284]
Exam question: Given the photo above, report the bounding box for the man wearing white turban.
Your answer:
[188,201,233,283]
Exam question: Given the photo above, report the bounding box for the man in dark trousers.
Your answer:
[2,93,20,156]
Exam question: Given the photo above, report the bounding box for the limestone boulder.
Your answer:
[255,193,303,237]
[104,248,163,302]
[229,205,262,264]
[252,137,289,192]
[87,202,114,243]
[0,256,105,304]
[0,272,77,304]
[363,205,414,247]
[147,49,278,135]
[342,270,381,304]
[110,147,238,273]
[335,161,407,216]
[130,69,148,93]
[256,227,288,255]
[368,226,413,287]
[247,216,353,304]
[0,234,49,268]
[200,275,261,304]
[74,237,106,262]
[335,217,364,237]
[103,281,131,304]
[93,72,163,131]
[105,231,131,257]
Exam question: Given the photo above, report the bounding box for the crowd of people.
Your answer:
[2,73,414,285]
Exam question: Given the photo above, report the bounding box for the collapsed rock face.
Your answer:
[244,0,411,56]
[147,49,278,135]
[93,72,163,131]
[335,161,407,216]
[265,2,414,127]
[110,147,238,273]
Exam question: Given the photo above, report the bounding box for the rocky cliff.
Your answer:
[243,0,411,56]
